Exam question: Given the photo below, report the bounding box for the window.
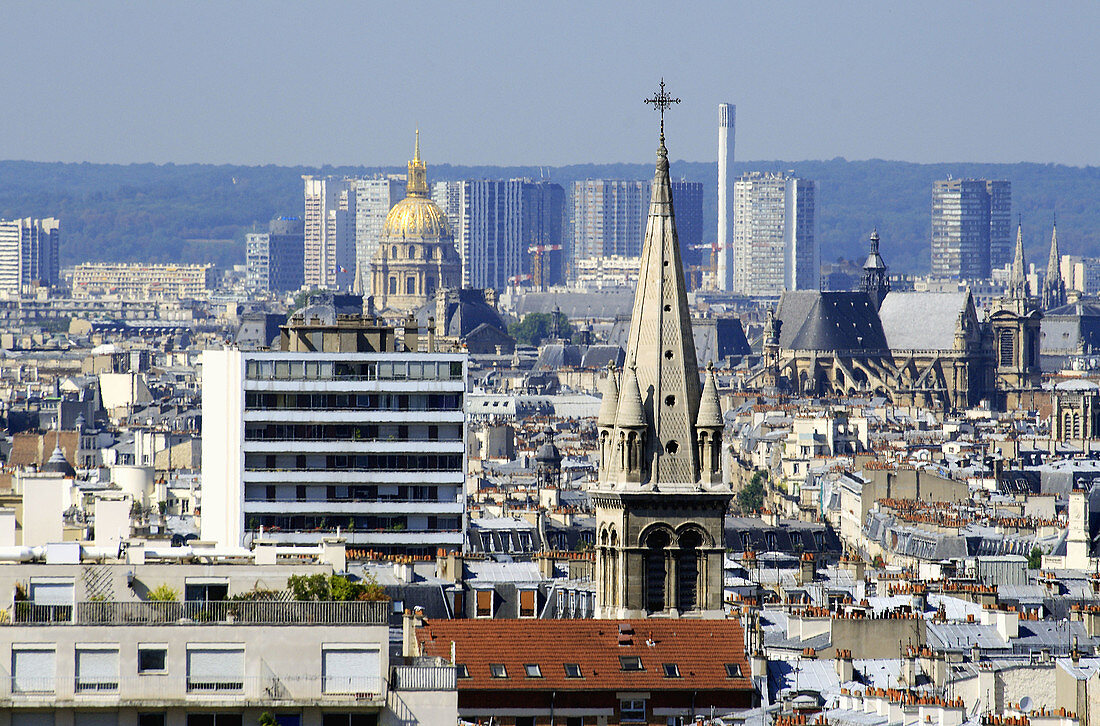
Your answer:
[186,647,244,691]
[489,664,507,678]
[322,646,381,694]
[74,715,119,726]
[725,663,744,678]
[619,655,643,671]
[138,646,167,673]
[519,589,537,618]
[13,714,55,726]
[138,715,165,726]
[321,716,377,726]
[455,664,470,678]
[76,647,120,691]
[620,699,646,723]
[662,663,681,678]
[516,719,534,726]
[563,663,582,678]
[524,664,542,678]
[27,578,74,622]
[12,646,55,693]
[475,590,493,618]
[186,717,243,726]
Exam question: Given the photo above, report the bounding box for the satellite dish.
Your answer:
[1020,696,1032,712]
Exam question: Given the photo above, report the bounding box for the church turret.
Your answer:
[696,363,725,487]
[859,228,890,309]
[597,364,619,480]
[614,365,647,485]
[1042,222,1067,310]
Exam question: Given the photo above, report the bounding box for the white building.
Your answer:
[716,103,736,291]
[354,176,405,290]
[302,177,356,290]
[0,217,60,295]
[71,264,215,300]
[732,172,816,297]
[201,349,467,555]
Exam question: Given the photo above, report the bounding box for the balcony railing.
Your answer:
[6,674,386,702]
[9,600,390,626]
[390,665,456,691]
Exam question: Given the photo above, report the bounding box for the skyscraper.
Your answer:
[931,178,1011,280]
[731,172,816,296]
[302,176,356,290]
[354,176,405,288]
[246,216,306,294]
[570,180,702,267]
[716,103,736,291]
[0,217,60,295]
[431,179,565,290]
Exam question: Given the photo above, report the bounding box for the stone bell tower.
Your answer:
[592,83,732,619]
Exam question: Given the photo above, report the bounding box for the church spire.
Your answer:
[1042,221,1066,310]
[612,81,702,489]
[860,227,889,309]
[407,129,428,197]
[1010,221,1029,300]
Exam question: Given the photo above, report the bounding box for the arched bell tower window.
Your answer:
[677,529,702,612]
[998,329,1015,367]
[644,530,669,613]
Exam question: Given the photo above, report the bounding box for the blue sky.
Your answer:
[3,1,1098,166]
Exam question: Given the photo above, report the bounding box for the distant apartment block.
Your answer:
[202,313,467,555]
[432,179,565,290]
[931,178,1011,280]
[246,216,305,294]
[1061,255,1100,296]
[570,180,702,265]
[71,263,215,300]
[0,217,60,295]
[354,176,405,288]
[572,255,640,290]
[302,176,356,290]
[732,172,816,296]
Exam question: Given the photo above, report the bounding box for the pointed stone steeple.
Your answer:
[860,228,889,309]
[1010,222,1029,301]
[1042,222,1066,310]
[615,130,702,488]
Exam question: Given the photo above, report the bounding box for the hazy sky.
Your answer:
[3,1,1098,167]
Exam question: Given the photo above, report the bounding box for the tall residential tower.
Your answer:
[931,178,1011,280]
[731,172,816,297]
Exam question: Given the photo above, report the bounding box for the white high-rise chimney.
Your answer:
[717,103,736,291]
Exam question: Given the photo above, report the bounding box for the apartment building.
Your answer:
[71,264,215,301]
[245,217,305,294]
[0,217,60,295]
[353,176,405,287]
[202,312,467,555]
[731,172,816,297]
[931,178,1011,280]
[0,558,454,726]
[302,177,356,290]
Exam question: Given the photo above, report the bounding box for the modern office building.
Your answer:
[716,102,736,291]
[731,172,816,296]
[202,308,467,555]
[931,178,1011,280]
[245,216,305,294]
[432,179,565,290]
[71,263,215,300]
[354,176,406,289]
[302,177,356,290]
[0,217,60,295]
[570,180,702,266]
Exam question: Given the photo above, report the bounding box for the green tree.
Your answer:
[1027,547,1043,569]
[287,573,330,601]
[508,311,573,346]
[146,584,179,602]
[258,713,277,726]
[737,470,767,513]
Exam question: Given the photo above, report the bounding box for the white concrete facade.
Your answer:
[716,103,735,291]
[201,350,467,554]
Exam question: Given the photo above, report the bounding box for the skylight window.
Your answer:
[725,663,743,677]
[489,664,507,678]
[662,663,681,678]
[619,655,643,671]
[455,664,470,678]
[524,664,542,678]
[563,663,582,678]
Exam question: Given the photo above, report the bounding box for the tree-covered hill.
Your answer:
[1,158,1097,274]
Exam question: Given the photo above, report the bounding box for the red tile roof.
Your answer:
[415,618,753,692]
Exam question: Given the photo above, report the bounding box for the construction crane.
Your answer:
[689,241,729,290]
[527,244,562,292]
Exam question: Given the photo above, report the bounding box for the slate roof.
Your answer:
[776,291,887,351]
[416,619,753,692]
[877,291,969,351]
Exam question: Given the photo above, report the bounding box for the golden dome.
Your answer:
[382,195,452,240]
[381,130,453,241]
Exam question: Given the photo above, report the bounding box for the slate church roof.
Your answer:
[776,291,887,351]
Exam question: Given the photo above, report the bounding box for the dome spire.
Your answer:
[407,129,429,197]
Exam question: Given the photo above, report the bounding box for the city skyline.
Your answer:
[1,2,1099,167]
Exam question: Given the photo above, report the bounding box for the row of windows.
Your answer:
[245,359,462,381]
[5,715,374,726]
[245,423,460,442]
[246,515,459,532]
[244,453,462,472]
[245,484,447,503]
[456,660,743,679]
[244,392,462,411]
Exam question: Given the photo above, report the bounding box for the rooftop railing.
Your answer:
[6,674,386,702]
[13,600,389,626]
